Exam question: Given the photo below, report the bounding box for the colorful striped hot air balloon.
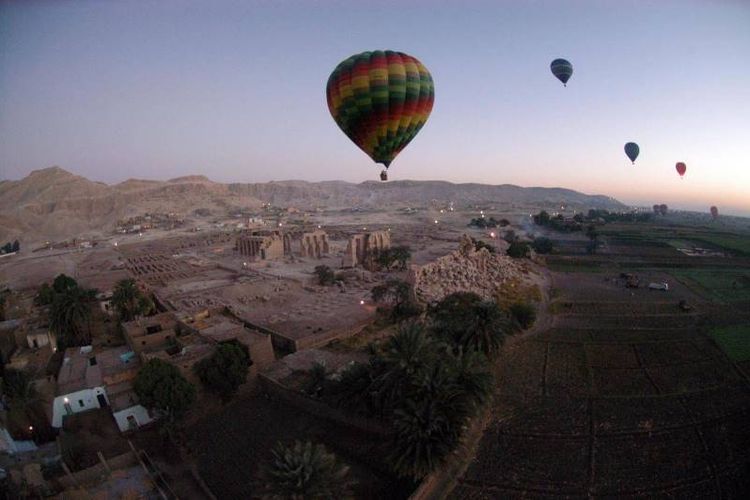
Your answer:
[326,50,435,181]
[624,142,640,164]
[675,162,687,178]
[550,58,573,87]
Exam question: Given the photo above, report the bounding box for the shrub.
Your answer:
[509,302,536,330]
[532,237,553,254]
[506,241,530,258]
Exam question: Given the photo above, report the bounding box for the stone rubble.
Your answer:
[408,234,534,304]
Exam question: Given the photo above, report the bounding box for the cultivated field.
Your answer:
[454,220,750,498]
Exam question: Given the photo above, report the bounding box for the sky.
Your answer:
[1,0,749,215]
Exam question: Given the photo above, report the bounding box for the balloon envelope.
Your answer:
[326,50,435,173]
[675,162,687,177]
[624,142,640,164]
[710,206,719,218]
[550,58,573,86]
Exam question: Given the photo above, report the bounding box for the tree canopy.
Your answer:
[194,340,252,402]
[112,278,154,321]
[134,359,196,421]
[263,440,355,499]
[430,292,511,355]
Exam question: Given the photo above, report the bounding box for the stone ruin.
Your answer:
[236,231,285,261]
[236,229,330,261]
[341,230,391,269]
[408,234,529,304]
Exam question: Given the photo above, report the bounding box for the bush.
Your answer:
[314,265,336,286]
[509,302,536,330]
[429,292,511,356]
[194,340,252,402]
[506,241,530,258]
[532,237,553,254]
[135,359,196,420]
[263,440,355,498]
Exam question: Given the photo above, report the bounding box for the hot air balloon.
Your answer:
[653,204,660,215]
[326,50,435,181]
[675,162,687,178]
[659,204,668,216]
[710,206,719,219]
[550,58,573,87]
[624,142,639,164]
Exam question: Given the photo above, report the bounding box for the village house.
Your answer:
[51,345,153,432]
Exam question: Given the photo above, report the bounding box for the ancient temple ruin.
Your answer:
[236,229,329,261]
[341,230,391,269]
[298,230,330,258]
[236,231,285,261]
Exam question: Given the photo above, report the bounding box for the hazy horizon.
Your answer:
[2,0,749,216]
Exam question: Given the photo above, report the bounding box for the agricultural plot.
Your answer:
[453,231,750,498]
[709,325,750,362]
[672,268,750,303]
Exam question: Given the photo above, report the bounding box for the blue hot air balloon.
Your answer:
[624,142,640,164]
[550,58,573,87]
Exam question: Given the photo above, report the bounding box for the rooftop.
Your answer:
[57,345,139,395]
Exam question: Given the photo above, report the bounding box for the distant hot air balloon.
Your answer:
[653,204,660,215]
[675,162,687,178]
[624,142,640,164]
[710,206,719,219]
[659,204,668,216]
[326,50,435,181]
[550,58,573,87]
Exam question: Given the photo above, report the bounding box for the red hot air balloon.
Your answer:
[675,162,687,178]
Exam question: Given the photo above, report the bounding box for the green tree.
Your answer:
[509,302,537,330]
[532,237,554,254]
[50,286,94,347]
[111,278,154,321]
[134,359,196,421]
[313,265,336,286]
[35,283,55,306]
[389,347,492,479]
[506,241,530,258]
[263,440,355,499]
[430,292,511,356]
[390,246,412,270]
[585,224,598,241]
[11,240,20,253]
[503,230,518,243]
[534,210,551,226]
[367,323,439,414]
[371,279,419,319]
[0,242,11,254]
[52,274,79,294]
[472,238,496,254]
[194,340,251,402]
[376,249,398,270]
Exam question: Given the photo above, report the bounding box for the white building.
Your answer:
[52,346,154,432]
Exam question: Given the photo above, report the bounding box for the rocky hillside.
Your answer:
[0,166,624,244]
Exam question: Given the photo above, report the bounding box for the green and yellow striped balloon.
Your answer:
[326,50,435,174]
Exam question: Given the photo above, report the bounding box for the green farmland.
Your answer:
[709,325,750,362]
[671,269,750,303]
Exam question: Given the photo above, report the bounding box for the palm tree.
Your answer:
[368,323,437,414]
[263,440,355,499]
[430,292,511,356]
[1,369,43,439]
[111,278,153,322]
[50,286,93,347]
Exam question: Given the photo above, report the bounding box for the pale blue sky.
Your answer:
[1,0,749,214]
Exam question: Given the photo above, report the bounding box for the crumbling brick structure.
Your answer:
[341,230,391,269]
